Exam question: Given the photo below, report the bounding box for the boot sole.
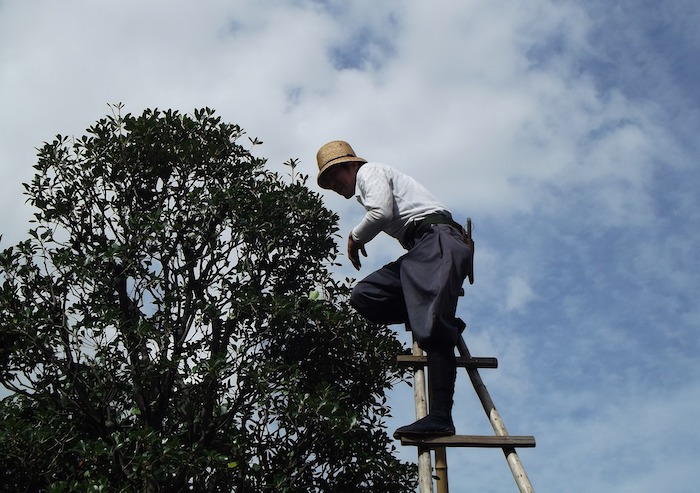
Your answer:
[393,429,455,440]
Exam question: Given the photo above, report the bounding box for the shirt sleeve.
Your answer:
[350,166,394,244]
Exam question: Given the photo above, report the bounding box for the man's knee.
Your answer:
[350,281,398,323]
[349,283,369,315]
[417,324,459,354]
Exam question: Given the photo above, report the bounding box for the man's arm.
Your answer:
[350,166,393,245]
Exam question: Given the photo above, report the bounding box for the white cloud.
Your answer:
[1,0,699,490]
[505,275,536,311]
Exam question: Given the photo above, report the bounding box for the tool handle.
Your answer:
[466,217,474,284]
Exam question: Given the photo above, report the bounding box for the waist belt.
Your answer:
[404,214,463,247]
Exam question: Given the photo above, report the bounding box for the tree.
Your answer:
[0,106,416,493]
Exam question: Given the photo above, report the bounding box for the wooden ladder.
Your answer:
[396,219,536,493]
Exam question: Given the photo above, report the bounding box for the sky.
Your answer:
[1,0,699,491]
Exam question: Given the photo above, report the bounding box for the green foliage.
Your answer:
[0,106,416,492]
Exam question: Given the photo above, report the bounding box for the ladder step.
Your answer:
[397,355,498,369]
[400,435,536,448]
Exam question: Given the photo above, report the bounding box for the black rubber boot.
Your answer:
[394,347,457,439]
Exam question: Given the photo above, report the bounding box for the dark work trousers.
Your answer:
[350,224,472,352]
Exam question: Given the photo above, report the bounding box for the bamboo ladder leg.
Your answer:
[433,423,449,493]
[459,216,532,492]
[410,332,434,493]
[456,335,535,493]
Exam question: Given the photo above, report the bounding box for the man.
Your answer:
[316,140,473,439]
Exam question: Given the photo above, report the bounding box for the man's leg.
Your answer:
[393,225,471,438]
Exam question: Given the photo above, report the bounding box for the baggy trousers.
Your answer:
[350,224,472,352]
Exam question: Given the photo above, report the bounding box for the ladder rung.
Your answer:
[397,355,498,369]
[400,435,536,448]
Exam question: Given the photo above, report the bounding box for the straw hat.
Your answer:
[316,140,367,189]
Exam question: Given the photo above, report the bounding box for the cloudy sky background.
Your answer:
[1,0,698,491]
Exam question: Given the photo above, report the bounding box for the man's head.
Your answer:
[316,140,366,198]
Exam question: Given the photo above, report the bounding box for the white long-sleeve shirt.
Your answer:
[350,162,452,246]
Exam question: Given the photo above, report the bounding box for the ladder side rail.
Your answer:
[434,447,449,493]
[456,335,535,493]
[412,338,434,493]
[426,356,449,493]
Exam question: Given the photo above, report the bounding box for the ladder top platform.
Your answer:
[400,435,536,448]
